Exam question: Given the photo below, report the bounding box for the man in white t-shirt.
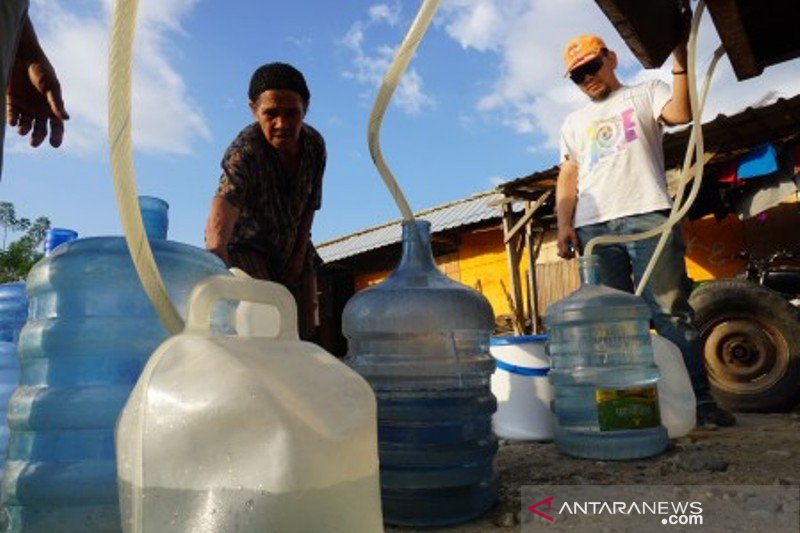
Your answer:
[555,33,735,427]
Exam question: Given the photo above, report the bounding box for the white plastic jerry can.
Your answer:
[116,275,383,533]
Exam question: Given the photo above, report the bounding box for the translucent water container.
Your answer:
[544,255,669,460]
[117,275,383,533]
[0,282,27,479]
[1,198,230,532]
[343,220,497,527]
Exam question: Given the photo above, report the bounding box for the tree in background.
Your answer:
[0,202,50,282]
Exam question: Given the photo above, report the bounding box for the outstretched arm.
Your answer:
[205,196,239,266]
[283,204,316,286]
[660,21,692,126]
[6,14,69,148]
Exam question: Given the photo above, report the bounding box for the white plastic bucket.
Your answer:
[490,334,554,441]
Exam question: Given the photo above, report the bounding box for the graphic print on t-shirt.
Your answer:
[586,107,637,169]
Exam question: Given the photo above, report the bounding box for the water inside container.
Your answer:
[118,475,380,533]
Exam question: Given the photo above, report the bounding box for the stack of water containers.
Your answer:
[1,197,230,532]
[0,282,27,481]
[0,229,77,485]
[344,220,497,527]
[544,255,669,460]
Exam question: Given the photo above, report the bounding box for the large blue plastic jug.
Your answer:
[544,255,669,460]
[343,220,497,527]
[0,283,27,479]
[1,199,230,532]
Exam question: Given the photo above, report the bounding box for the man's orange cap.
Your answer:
[563,34,607,76]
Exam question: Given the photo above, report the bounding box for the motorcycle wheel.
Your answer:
[690,279,800,412]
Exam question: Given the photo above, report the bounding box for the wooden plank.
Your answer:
[594,0,684,69]
[705,0,760,80]
[504,190,552,244]
[526,226,544,333]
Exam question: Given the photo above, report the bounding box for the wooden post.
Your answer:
[502,203,524,334]
[527,226,544,333]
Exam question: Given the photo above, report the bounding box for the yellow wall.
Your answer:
[683,214,746,281]
[682,198,800,281]
[457,228,516,316]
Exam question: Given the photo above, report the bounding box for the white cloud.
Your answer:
[286,35,312,48]
[18,0,210,157]
[442,0,514,52]
[440,0,800,150]
[340,4,435,115]
[369,3,401,26]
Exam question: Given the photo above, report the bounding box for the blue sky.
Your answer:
[3,0,799,248]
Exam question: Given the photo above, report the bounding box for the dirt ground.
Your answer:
[387,407,800,532]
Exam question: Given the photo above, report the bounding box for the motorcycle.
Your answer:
[689,250,800,412]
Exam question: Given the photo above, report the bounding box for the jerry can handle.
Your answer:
[185,274,299,340]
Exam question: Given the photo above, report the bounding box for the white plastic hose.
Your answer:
[108,0,184,334]
[368,0,441,222]
[634,42,725,295]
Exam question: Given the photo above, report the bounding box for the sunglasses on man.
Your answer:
[569,50,608,84]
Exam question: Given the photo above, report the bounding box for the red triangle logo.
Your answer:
[528,495,555,522]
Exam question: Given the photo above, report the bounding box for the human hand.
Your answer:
[557,226,580,259]
[6,59,69,148]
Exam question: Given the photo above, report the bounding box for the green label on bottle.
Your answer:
[596,386,660,431]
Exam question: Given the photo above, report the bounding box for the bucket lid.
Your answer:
[490,334,549,371]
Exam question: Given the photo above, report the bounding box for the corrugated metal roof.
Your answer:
[317,191,503,263]
[663,94,800,169]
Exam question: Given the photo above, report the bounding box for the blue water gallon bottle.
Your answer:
[544,254,669,460]
[343,220,497,527]
[0,283,27,479]
[1,197,230,532]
